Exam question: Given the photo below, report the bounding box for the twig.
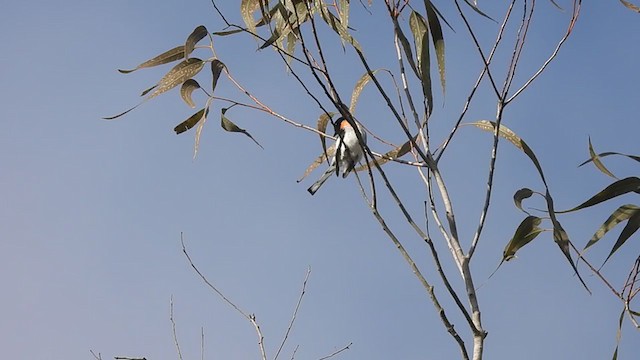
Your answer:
[90,350,102,360]
[274,267,312,360]
[317,342,353,360]
[181,233,268,360]
[114,357,146,360]
[170,296,184,360]
[201,327,205,360]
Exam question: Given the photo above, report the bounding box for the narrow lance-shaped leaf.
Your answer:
[502,216,544,262]
[180,79,201,108]
[117,46,186,74]
[174,108,207,134]
[462,0,496,21]
[241,0,261,34]
[546,190,590,293]
[513,188,534,214]
[612,309,625,360]
[338,0,350,31]
[316,1,362,52]
[355,134,418,171]
[349,70,380,113]
[579,151,640,167]
[393,17,420,79]
[601,211,640,268]
[221,108,264,149]
[185,25,209,59]
[620,0,640,13]
[297,143,336,183]
[409,11,432,113]
[588,137,617,179]
[558,177,640,213]
[471,120,548,186]
[317,112,336,161]
[585,204,640,250]
[147,58,205,100]
[210,59,226,95]
[425,0,446,94]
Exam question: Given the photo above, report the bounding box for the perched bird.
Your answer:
[307,117,367,195]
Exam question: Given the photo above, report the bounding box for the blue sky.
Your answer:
[1,1,639,359]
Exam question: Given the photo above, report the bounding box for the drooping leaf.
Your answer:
[409,11,432,113]
[317,112,336,159]
[601,210,640,267]
[558,177,640,213]
[579,151,640,167]
[355,135,417,171]
[502,216,544,261]
[588,137,617,179]
[185,25,209,59]
[585,204,640,250]
[620,0,640,13]
[174,108,207,134]
[462,0,495,21]
[221,108,264,149]
[102,102,144,120]
[338,0,350,30]
[612,309,625,360]
[514,188,534,213]
[297,143,336,183]
[117,46,186,74]
[349,70,380,113]
[140,85,158,97]
[210,59,226,94]
[212,29,244,36]
[425,0,446,94]
[546,191,590,293]
[259,2,309,50]
[317,1,361,52]
[393,18,420,79]
[147,58,205,100]
[180,79,201,108]
[241,0,261,34]
[471,120,548,186]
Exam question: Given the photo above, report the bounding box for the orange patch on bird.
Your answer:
[339,120,351,130]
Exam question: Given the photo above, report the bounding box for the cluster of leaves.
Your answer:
[105,25,262,155]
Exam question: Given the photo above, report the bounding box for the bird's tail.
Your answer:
[307,165,335,195]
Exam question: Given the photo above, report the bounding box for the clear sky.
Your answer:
[1,1,639,359]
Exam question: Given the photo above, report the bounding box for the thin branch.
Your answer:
[274,267,312,360]
[317,342,352,360]
[170,296,184,360]
[90,350,103,360]
[506,0,582,104]
[181,233,268,360]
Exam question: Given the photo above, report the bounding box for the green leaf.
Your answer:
[393,18,420,79]
[546,191,590,293]
[140,85,158,97]
[601,210,640,267]
[180,79,201,108]
[514,188,534,213]
[355,135,418,172]
[221,108,264,149]
[338,0,350,30]
[579,151,640,167]
[471,120,548,186]
[620,0,640,13]
[612,308,625,360]
[317,1,361,52]
[462,0,495,21]
[185,25,209,59]
[349,70,380,113]
[409,11,432,113]
[174,108,207,134]
[210,59,226,94]
[502,216,544,261]
[117,46,187,74]
[559,177,640,213]
[147,58,205,100]
[585,204,640,250]
[425,1,446,94]
[212,29,244,36]
[588,137,617,179]
[241,0,261,34]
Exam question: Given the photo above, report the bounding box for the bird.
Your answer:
[307,117,367,195]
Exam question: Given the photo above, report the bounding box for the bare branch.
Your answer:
[170,296,184,360]
[317,342,352,360]
[274,267,312,360]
